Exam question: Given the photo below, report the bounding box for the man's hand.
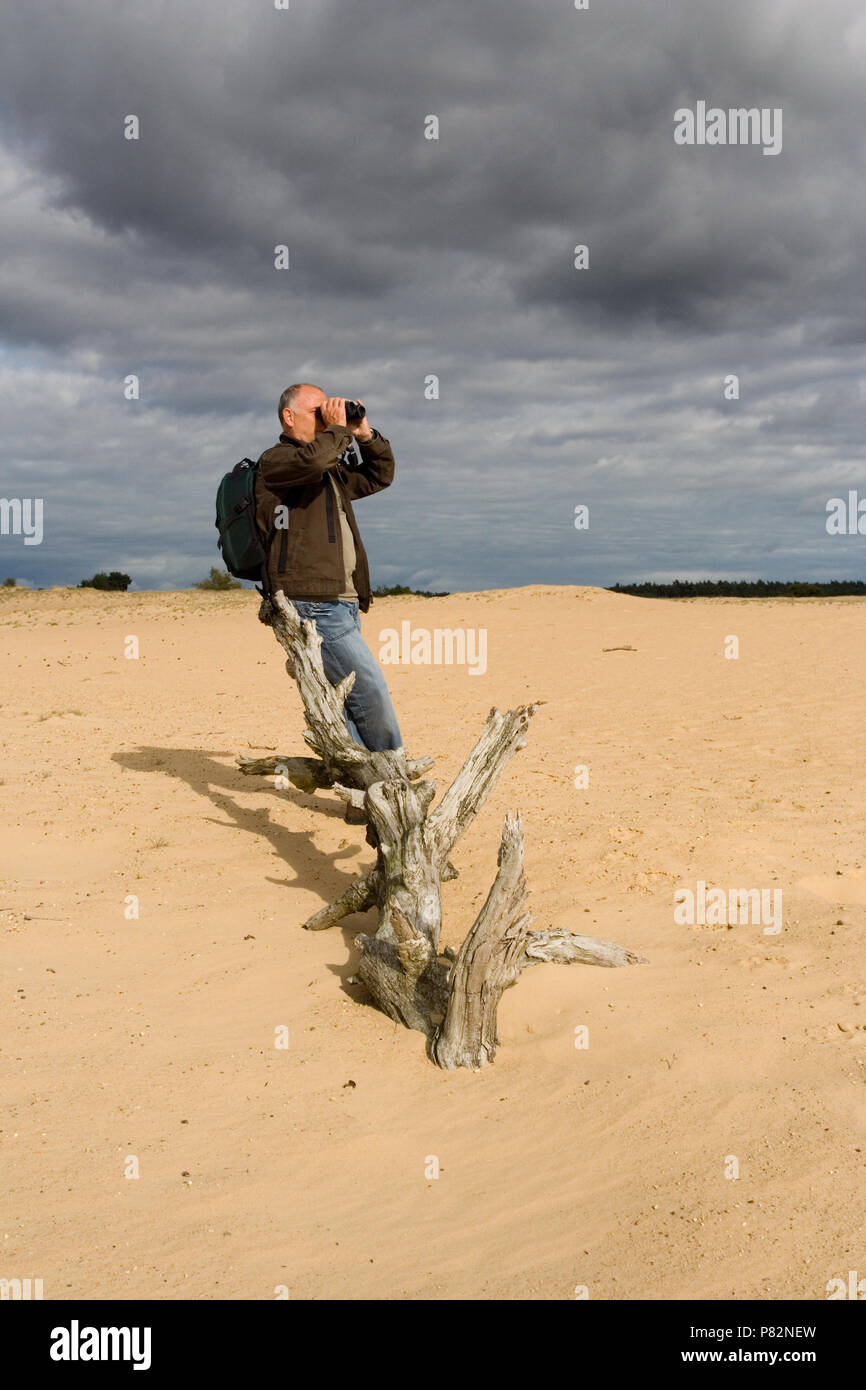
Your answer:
[319,397,347,429]
[349,399,373,442]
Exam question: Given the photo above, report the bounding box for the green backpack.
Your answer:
[215,457,273,593]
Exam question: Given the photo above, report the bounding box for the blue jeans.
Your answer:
[289,599,403,752]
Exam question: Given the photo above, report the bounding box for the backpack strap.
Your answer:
[254,452,279,601]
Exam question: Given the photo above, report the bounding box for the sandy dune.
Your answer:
[2,584,864,1300]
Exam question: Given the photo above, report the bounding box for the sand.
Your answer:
[2,584,864,1300]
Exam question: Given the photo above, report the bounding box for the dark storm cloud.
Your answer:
[0,0,864,590]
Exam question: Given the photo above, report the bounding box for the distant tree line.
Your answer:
[190,573,451,595]
[608,579,866,598]
[372,583,450,597]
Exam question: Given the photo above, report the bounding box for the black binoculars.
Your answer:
[316,400,366,422]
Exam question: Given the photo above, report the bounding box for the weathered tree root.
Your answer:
[238,591,646,1069]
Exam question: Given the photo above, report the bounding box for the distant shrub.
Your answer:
[195,567,243,590]
[2,577,15,587]
[79,572,132,591]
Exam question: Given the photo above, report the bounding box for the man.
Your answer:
[255,382,402,753]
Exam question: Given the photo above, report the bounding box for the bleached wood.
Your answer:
[432,811,532,1069]
[237,754,331,792]
[522,929,647,968]
[235,592,645,1067]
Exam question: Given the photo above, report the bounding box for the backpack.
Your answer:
[214,457,273,593]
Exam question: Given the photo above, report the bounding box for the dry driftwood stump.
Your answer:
[238,591,646,1069]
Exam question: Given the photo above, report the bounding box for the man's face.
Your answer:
[283,386,326,443]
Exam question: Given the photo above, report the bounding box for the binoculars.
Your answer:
[317,400,366,423]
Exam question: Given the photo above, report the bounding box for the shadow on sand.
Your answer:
[112,744,380,998]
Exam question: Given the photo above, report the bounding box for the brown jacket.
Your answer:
[254,425,395,612]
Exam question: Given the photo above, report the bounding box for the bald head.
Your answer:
[278,382,326,441]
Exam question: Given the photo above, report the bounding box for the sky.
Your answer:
[1,0,864,591]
